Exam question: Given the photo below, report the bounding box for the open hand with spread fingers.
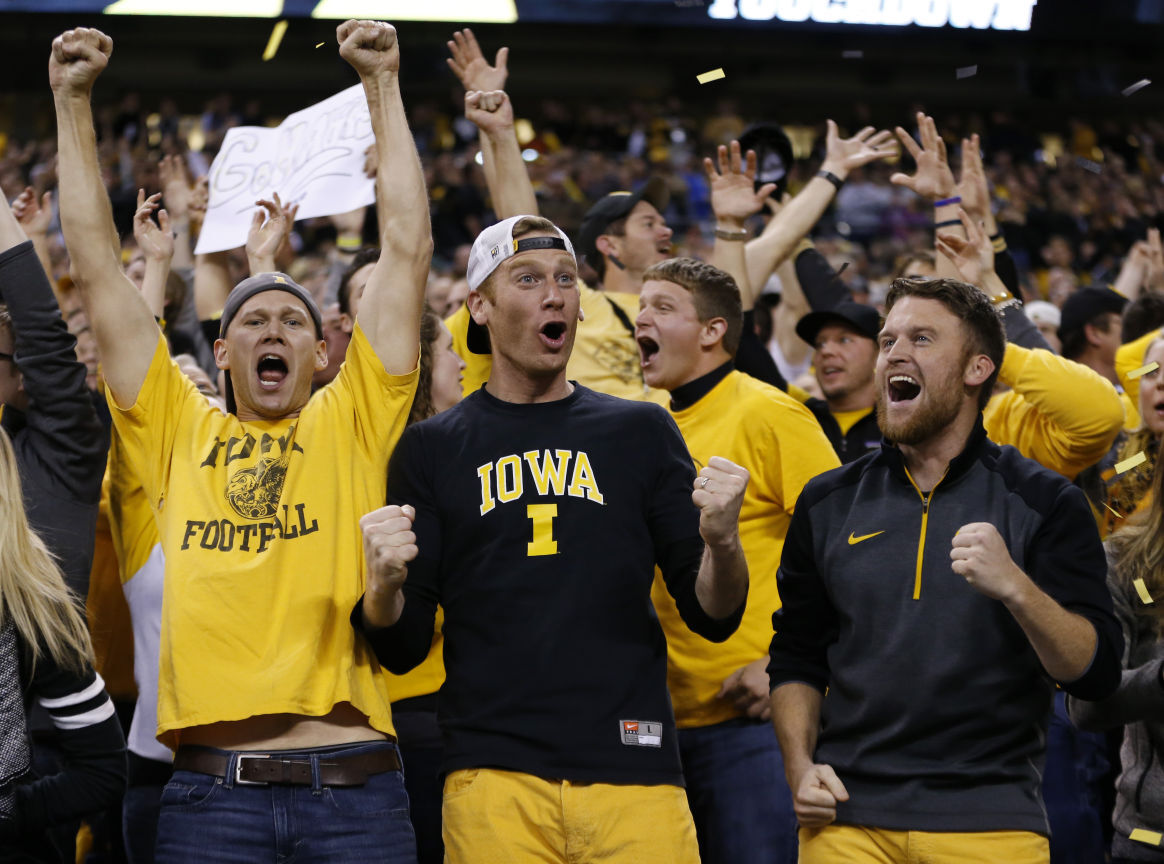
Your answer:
[819,120,899,181]
[246,192,298,268]
[693,456,750,547]
[890,111,957,201]
[935,207,993,287]
[133,189,173,263]
[11,187,53,237]
[337,19,399,77]
[447,28,508,92]
[360,504,418,628]
[706,139,777,227]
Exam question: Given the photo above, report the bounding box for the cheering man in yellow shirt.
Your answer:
[635,255,838,864]
[52,20,428,862]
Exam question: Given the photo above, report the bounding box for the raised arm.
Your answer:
[706,140,775,310]
[338,20,430,375]
[10,187,57,285]
[447,29,537,220]
[131,189,172,320]
[245,194,298,277]
[939,209,1121,477]
[466,90,538,219]
[158,155,194,271]
[745,120,896,292]
[50,28,158,406]
[892,112,970,282]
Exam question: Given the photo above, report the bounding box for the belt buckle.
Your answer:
[234,754,271,786]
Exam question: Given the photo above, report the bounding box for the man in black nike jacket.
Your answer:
[768,276,1122,864]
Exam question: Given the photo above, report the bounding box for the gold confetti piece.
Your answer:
[262,19,288,62]
[1103,502,1123,520]
[697,68,726,84]
[315,42,325,49]
[1116,451,1147,474]
[1128,362,1159,380]
[1130,828,1163,846]
[1133,578,1155,605]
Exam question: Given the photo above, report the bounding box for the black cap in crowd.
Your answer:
[577,176,670,269]
[795,300,882,347]
[737,123,795,199]
[1057,287,1128,342]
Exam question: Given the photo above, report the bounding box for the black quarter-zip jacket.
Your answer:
[768,417,1122,835]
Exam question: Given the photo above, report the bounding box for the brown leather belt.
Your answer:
[173,746,401,787]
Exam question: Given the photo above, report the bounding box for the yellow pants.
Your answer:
[442,767,700,864]
[799,824,1049,864]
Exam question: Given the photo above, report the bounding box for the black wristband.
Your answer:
[935,219,962,229]
[816,170,844,191]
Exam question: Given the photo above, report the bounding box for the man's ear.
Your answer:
[213,337,229,371]
[1083,321,1106,349]
[314,339,329,371]
[339,313,354,335]
[595,234,618,259]
[467,289,489,325]
[699,317,728,350]
[963,353,995,389]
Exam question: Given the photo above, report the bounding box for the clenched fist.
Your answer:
[337,19,399,78]
[49,28,112,95]
[465,90,514,136]
[693,456,749,548]
[360,504,417,628]
[950,522,1028,603]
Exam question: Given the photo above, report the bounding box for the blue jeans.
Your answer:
[677,718,798,864]
[1043,692,1110,864]
[123,782,164,863]
[154,741,417,864]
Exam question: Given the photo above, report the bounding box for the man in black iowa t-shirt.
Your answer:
[353,214,751,864]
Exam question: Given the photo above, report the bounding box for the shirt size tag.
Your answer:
[620,719,663,747]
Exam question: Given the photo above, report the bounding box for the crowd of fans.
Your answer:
[0,16,1163,864]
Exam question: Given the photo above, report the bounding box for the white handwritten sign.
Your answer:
[194,84,374,255]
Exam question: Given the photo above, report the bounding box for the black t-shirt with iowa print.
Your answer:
[357,384,744,786]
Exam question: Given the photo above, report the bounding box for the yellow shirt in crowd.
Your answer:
[651,370,840,728]
[984,343,1124,480]
[447,283,669,405]
[109,325,417,749]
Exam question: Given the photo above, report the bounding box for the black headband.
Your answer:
[514,236,568,254]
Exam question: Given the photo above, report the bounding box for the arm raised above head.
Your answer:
[51,28,158,408]
[338,19,430,376]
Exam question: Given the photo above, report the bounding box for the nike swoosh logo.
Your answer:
[848,531,885,545]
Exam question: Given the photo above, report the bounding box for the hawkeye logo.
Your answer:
[180,426,319,554]
[848,530,884,545]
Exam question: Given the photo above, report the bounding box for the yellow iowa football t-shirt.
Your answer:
[652,370,839,728]
[109,325,417,748]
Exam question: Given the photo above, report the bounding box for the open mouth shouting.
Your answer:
[256,353,289,391]
[539,320,568,349]
[637,335,660,369]
[887,374,921,403]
